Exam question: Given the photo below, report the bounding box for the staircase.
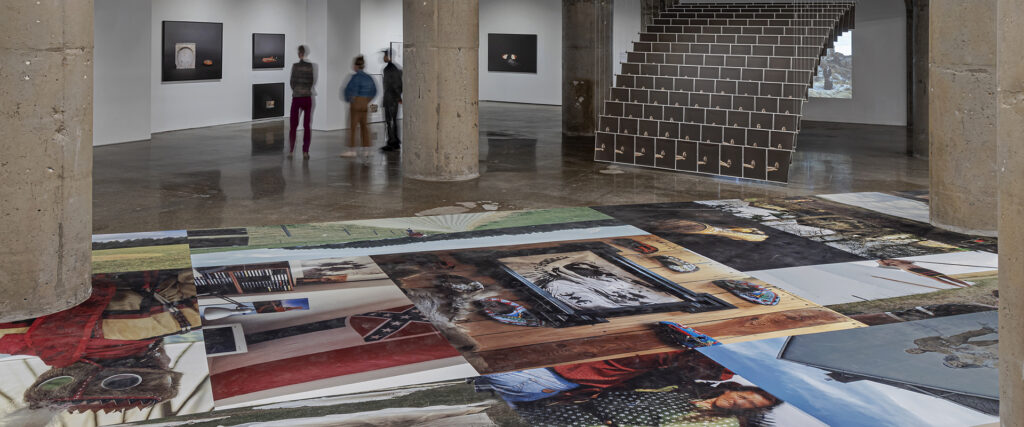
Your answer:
[595,1,856,183]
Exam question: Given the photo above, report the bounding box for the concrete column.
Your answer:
[928,0,998,236]
[997,0,1024,421]
[562,0,613,137]
[402,0,480,181]
[0,1,94,321]
[910,0,929,157]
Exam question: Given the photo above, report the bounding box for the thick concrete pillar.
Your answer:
[562,0,613,137]
[928,0,998,236]
[997,0,1024,422]
[402,0,480,181]
[0,1,94,321]
[909,0,929,157]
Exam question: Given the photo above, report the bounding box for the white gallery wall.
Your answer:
[478,0,562,105]
[803,0,907,126]
[149,0,310,134]
[93,0,640,144]
[360,0,402,76]
[93,0,360,145]
[360,0,403,123]
[94,0,152,146]
[613,0,642,78]
[306,0,362,131]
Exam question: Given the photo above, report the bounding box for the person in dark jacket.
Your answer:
[289,45,316,159]
[381,49,403,151]
[341,55,378,160]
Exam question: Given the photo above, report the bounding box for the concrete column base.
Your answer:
[928,0,998,235]
[0,0,94,322]
[401,0,480,182]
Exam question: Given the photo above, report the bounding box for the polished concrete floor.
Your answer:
[93,102,927,233]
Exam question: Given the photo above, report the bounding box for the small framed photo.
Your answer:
[203,323,248,357]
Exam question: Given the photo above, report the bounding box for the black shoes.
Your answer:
[381,144,401,152]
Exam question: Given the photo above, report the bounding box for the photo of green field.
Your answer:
[189,207,614,254]
[92,243,193,273]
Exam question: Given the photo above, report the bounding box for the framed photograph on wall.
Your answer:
[161,21,224,82]
[252,33,286,69]
[487,33,538,73]
[389,41,403,66]
[252,82,285,120]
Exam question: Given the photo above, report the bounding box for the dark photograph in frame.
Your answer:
[252,82,285,120]
[252,33,286,69]
[161,21,224,82]
[487,33,538,73]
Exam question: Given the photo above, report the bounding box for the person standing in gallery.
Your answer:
[341,55,378,160]
[288,45,315,159]
[381,48,403,152]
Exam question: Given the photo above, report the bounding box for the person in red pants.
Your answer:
[289,45,315,159]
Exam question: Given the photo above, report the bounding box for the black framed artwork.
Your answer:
[161,21,224,82]
[487,33,538,73]
[252,83,285,120]
[252,33,286,69]
[389,41,403,66]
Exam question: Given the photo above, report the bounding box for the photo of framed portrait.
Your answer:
[493,242,732,319]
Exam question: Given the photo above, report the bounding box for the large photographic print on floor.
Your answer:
[596,195,998,273]
[0,270,212,426]
[594,202,865,272]
[372,234,862,374]
[197,256,477,409]
[92,230,191,273]
[476,349,826,426]
[161,21,224,82]
[19,190,1001,426]
[695,197,997,258]
[96,379,527,426]
[698,315,1001,427]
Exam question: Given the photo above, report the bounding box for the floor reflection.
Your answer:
[94,104,928,233]
[250,121,286,156]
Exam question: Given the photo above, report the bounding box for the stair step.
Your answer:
[599,109,800,139]
[647,24,836,37]
[598,116,798,149]
[633,40,823,56]
[609,79,807,101]
[602,95,802,118]
[613,74,810,103]
[646,23,840,35]
[624,52,819,71]
[595,133,794,182]
[621,62,813,85]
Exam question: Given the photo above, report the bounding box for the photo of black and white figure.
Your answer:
[499,251,684,311]
[810,32,853,98]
